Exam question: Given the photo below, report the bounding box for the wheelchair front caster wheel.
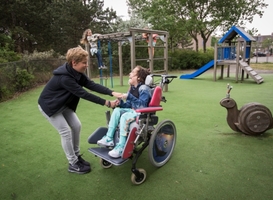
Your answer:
[100,158,112,169]
[131,168,146,185]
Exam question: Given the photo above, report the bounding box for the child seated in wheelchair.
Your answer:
[97,65,151,158]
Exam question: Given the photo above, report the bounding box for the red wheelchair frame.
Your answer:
[87,74,177,185]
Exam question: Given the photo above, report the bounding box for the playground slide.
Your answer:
[180,60,214,79]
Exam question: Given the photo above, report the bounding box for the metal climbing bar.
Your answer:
[97,40,104,85]
[108,41,113,88]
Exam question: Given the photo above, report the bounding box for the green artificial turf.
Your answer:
[1,70,273,200]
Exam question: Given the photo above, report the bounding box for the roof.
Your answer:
[218,26,256,44]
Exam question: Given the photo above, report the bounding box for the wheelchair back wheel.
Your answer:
[148,119,176,167]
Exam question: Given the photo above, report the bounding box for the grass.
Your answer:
[250,62,273,70]
[1,69,273,200]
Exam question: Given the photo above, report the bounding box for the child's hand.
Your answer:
[112,92,123,99]
[115,99,120,106]
[108,100,119,108]
[122,93,128,100]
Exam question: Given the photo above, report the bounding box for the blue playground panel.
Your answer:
[217,46,237,60]
[245,46,251,58]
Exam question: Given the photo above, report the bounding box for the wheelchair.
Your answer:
[87,74,177,185]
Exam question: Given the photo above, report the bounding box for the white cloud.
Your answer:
[245,0,273,35]
[103,0,129,19]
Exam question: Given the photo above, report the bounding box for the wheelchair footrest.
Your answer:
[88,147,129,166]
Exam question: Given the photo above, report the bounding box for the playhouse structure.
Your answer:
[215,26,263,84]
[180,26,263,84]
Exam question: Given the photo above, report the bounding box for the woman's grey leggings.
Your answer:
[38,105,81,165]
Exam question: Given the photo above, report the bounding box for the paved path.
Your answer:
[250,56,273,63]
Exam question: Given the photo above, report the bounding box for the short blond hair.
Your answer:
[66,46,88,66]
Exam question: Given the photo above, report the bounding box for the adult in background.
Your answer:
[38,46,123,174]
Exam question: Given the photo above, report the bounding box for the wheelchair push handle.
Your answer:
[150,74,177,89]
[150,74,177,79]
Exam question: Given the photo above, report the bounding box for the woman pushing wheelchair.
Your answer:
[97,65,151,158]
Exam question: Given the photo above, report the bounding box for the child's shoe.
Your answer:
[97,136,114,147]
[108,144,124,158]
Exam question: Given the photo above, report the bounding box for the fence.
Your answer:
[0,59,65,102]
[0,56,175,102]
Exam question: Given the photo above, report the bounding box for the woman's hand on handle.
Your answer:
[105,100,118,108]
[114,99,120,106]
[109,100,118,108]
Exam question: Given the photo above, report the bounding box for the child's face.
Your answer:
[87,30,92,36]
[128,67,139,86]
[72,57,88,73]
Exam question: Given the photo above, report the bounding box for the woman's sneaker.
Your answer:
[78,155,90,166]
[68,161,91,174]
[108,144,124,158]
[97,136,114,147]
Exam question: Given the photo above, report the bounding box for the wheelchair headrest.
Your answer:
[149,86,162,107]
[145,75,153,87]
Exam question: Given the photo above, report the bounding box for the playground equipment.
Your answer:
[129,28,168,73]
[84,28,170,89]
[220,84,273,136]
[97,39,110,86]
[87,74,177,185]
[180,60,214,79]
[180,26,263,84]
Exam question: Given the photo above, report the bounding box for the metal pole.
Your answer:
[108,41,113,88]
[118,41,123,86]
[98,40,103,85]
[266,38,269,63]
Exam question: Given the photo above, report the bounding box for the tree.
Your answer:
[210,36,218,47]
[114,11,147,32]
[262,37,273,52]
[128,0,268,52]
[0,0,118,54]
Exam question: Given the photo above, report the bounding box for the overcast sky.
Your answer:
[103,0,272,35]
